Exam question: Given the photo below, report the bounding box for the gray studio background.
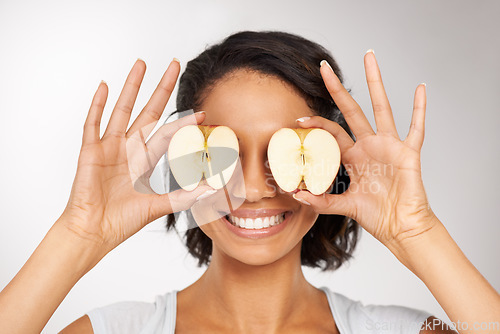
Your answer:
[0,0,499,332]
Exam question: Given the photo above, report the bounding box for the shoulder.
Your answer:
[73,290,177,334]
[319,286,452,334]
[60,315,93,333]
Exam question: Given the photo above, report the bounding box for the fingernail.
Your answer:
[421,82,427,87]
[293,193,311,205]
[137,57,144,62]
[365,49,375,54]
[196,189,217,201]
[172,57,180,63]
[296,116,311,123]
[100,80,107,85]
[320,59,333,72]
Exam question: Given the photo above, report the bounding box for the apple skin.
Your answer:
[198,124,218,137]
[291,128,314,141]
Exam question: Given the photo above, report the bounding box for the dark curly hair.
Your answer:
[165,30,360,271]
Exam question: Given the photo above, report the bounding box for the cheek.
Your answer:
[190,204,220,228]
[296,206,319,231]
[190,206,222,241]
[189,191,233,227]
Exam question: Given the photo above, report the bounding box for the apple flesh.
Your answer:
[267,128,341,195]
[167,125,239,191]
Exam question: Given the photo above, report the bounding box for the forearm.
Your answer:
[390,218,500,334]
[0,219,103,333]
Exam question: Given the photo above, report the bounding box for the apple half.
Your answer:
[267,128,341,195]
[167,125,239,191]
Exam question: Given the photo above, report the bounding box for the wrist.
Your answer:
[385,214,445,273]
[51,217,108,276]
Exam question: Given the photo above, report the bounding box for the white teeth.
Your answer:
[245,218,254,229]
[227,213,286,229]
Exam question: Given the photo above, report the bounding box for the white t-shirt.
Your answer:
[86,286,432,333]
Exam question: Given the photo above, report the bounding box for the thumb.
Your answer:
[147,185,216,221]
[292,190,354,218]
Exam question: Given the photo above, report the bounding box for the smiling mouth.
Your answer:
[224,212,290,230]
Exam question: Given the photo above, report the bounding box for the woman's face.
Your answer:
[191,69,318,266]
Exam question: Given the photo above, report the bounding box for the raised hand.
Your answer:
[59,59,213,253]
[293,51,439,248]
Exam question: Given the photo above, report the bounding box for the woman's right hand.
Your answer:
[58,58,213,255]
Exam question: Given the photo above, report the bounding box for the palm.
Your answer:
[65,139,146,247]
[341,134,431,244]
[295,54,437,247]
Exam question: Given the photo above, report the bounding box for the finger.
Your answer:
[103,59,146,138]
[146,185,216,222]
[404,83,427,151]
[364,51,399,138]
[82,81,108,146]
[296,115,354,156]
[292,190,355,218]
[126,59,181,139]
[320,60,375,140]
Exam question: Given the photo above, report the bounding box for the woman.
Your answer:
[0,31,498,333]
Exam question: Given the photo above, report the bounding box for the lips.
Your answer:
[219,209,293,239]
[227,212,285,229]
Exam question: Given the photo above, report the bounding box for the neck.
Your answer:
[184,241,318,333]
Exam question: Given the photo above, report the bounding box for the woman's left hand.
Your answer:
[293,51,440,250]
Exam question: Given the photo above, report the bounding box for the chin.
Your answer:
[214,240,301,267]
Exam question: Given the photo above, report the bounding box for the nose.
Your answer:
[239,148,277,202]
